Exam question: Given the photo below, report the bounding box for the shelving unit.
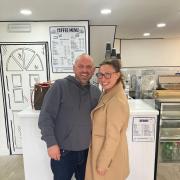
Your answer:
[156,100,180,180]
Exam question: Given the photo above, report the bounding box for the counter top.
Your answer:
[18,108,40,118]
[18,99,159,118]
[128,99,158,116]
[155,98,180,103]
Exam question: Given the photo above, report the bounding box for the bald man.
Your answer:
[38,54,101,180]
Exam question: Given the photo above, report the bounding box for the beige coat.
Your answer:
[85,82,130,180]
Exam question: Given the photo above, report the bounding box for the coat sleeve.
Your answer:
[38,81,62,148]
[97,97,129,169]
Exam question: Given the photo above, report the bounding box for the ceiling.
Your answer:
[0,0,180,39]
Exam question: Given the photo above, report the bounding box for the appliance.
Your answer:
[155,99,180,180]
[127,100,158,180]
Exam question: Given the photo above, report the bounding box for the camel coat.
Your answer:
[85,82,130,180]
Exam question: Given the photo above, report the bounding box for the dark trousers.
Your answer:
[51,149,88,180]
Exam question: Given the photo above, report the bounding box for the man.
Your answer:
[38,54,101,180]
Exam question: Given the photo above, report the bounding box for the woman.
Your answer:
[85,59,130,180]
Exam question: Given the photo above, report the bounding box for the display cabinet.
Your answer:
[155,99,180,180]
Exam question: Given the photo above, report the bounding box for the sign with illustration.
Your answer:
[0,42,49,154]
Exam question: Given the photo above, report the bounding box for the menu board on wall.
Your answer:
[49,25,88,72]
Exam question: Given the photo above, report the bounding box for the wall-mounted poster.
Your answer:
[49,24,88,72]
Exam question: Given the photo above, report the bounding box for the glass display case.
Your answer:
[121,66,180,99]
[155,100,180,180]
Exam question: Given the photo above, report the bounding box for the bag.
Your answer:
[31,82,53,110]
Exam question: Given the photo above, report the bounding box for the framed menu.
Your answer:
[132,116,156,142]
[49,22,89,72]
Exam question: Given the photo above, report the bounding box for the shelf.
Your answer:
[161,117,180,120]
[159,160,180,163]
[160,137,180,141]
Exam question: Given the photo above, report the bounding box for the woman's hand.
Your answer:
[96,167,107,176]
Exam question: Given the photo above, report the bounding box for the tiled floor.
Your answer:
[0,155,25,180]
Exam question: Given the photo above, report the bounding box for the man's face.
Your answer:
[73,56,95,85]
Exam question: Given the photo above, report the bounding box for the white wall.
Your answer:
[0,21,88,154]
[114,38,120,54]
[0,21,89,80]
[119,38,180,67]
[90,25,116,66]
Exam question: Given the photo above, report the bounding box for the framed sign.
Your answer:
[49,23,88,72]
[132,116,156,142]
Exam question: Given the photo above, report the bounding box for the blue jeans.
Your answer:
[51,149,88,180]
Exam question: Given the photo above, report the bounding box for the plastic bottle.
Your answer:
[135,76,142,99]
[172,142,178,161]
[125,80,130,98]
[125,74,130,98]
[162,142,173,161]
[105,42,111,60]
[177,142,180,161]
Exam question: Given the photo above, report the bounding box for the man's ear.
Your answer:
[73,64,75,72]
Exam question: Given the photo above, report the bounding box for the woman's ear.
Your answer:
[116,72,121,79]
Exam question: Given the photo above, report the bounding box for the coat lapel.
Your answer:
[91,82,124,119]
[91,96,105,119]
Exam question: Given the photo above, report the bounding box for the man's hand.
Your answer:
[96,167,107,176]
[48,145,61,160]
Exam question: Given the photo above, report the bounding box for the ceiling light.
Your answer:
[20,9,32,16]
[157,23,166,28]
[143,33,151,37]
[101,9,111,15]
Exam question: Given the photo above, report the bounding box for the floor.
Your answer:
[157,163,180,180]
[0,155,25,180]
[1,155,179,180]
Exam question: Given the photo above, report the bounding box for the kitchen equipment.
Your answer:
[158,75,180,90]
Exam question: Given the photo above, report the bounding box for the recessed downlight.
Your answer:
[101,9,111,15]
[20,9,32,16]
[157,23,166,28]
[143,33,151,37]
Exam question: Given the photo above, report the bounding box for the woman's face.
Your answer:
[97,64,120,92]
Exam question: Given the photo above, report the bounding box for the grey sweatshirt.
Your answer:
[38,75,101,151]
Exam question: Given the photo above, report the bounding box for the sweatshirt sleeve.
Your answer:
[38,81,62,148]
[97,98,129,169]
